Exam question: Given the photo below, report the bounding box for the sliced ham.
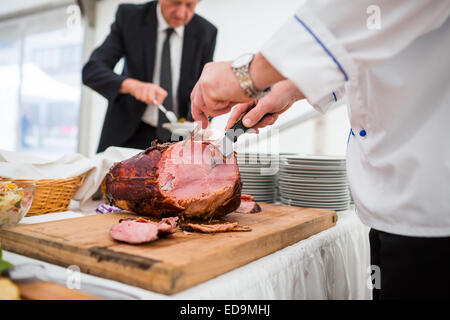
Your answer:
[157,217,179,235]
[109,220,159,244]
[180,220,251,233]
[236,195,262,214]
[110,216,179,244]
[103,140,242,219]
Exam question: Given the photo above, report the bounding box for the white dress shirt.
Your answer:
[141,3,184,127]
[261,0,450,236]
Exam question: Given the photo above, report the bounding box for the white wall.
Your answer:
[0,0,72,18]
[82,0,350,156]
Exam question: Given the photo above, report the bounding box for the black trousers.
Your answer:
[369,228,450,300]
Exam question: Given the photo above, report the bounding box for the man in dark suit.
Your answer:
[82,0,217,152]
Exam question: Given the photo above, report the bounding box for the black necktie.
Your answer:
[159,27,175,119]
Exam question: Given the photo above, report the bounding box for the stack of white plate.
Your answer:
[237,153,279,202]
[278,155,351,211]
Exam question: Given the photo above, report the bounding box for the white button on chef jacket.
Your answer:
[261,0,450,237]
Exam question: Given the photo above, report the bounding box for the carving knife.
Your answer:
[215,110,273,158]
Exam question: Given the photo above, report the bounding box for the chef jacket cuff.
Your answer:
[260,7,356,113]
[313,87,346,114]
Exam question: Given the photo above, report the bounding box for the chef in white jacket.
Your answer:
[191,0,450,299]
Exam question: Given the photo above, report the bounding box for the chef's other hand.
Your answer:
[226,80,304,133]
[120,78,168,106]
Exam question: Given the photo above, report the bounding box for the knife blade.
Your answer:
[215,118,249,158]
[215,110,274,158]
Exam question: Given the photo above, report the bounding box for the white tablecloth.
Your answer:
[3,205,371,300]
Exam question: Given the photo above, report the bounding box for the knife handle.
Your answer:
[227,113,274,143]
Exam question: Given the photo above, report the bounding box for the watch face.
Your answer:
[232,53,254,68]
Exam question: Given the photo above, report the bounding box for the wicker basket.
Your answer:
[12,174,86,216]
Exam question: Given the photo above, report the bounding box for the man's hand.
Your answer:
[190,61,249,128]
[120,78,168,105]
[226,80,304,133]
[190,53,286,129]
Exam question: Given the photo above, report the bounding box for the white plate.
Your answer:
[242,186,276,191]
[280,197,349,206]
[278,179,349,186]
[279,183,349,189]
[243,189,275,194]
[278,175,348,183]
[280,196,350,205]
[280,197,350,208]
[237,159,279,165]
[279,170,346,176]
[281,159,346,166]
[279,186,349,192]
[279,186,349,191]
[162,122,195,133]
[279,172,347,179]
[242,184,275,189]
[278,187,350,195]
[237,154,279,158]
[278,181,349,188]
[278,173,348,180]
[240,169,279,176]
[239,165,280,171]
[242,191,275,195]
[280,201,349,211]
[242,184,276,188]
[280,163,347,172]
[279,165,346,173]
[240,175,277,181]
[282,163,346,169]
[281,154,346,161]
[237,156,279,161]
[252,198,276,203]
[278,193,350,202]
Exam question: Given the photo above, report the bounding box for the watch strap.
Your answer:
[232,55,269,99]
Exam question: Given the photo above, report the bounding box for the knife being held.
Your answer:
[215,108,274,158]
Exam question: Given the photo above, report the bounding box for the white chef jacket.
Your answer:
[261,0,450,237]
[141,3,184,127]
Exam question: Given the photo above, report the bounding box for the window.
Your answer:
[0,5,83,159]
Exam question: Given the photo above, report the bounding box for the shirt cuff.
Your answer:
[260,7,356,112]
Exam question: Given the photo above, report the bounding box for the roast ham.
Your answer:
[103,140,242,219]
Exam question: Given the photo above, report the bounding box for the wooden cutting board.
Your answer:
[0,203,337,295]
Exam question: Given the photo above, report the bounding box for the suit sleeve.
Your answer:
[202,26,217,65]
[261,0,450,113]
[82,5,128,102]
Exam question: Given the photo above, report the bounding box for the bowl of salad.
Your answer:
[0,180,35,227]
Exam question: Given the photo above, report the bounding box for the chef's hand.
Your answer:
[225,80,304,133]
[191,53,286,129]
[190,61,247,128]
[120,78,168,105]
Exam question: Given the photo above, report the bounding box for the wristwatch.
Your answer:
[232,53,270,99]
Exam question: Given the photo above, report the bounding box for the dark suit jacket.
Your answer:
[82,1,217,152]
